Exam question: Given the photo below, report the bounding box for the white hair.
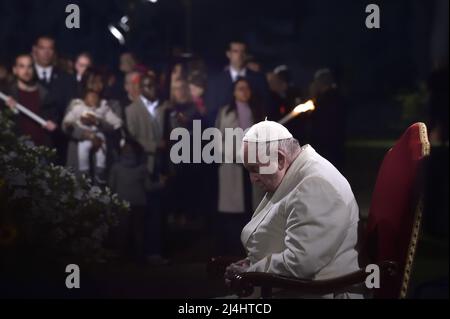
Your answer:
[246,138,300,160]
[277,138,300,156]
[243,138,300,168]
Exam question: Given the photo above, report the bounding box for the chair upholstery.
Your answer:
[362,122,430,298]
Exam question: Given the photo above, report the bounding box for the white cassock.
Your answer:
[241,144,363,298]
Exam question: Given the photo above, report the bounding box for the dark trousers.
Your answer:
[117,205,146,260]
[144,190,164,256]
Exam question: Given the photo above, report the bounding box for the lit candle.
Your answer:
[0,91,47,126]
[278,100,315,125]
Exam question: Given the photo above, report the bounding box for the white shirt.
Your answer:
[140,95,163,139]
[229,66,247,82]
[35,64,53,83]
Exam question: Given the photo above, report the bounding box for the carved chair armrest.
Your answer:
[231,260,398,298]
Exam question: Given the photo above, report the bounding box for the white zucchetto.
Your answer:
[243,120,293,143]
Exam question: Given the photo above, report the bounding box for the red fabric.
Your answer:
[193,96,206,115]
[363,123,428,298]
[17,89,45,146]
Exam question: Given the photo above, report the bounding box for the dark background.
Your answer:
[0,0,448,298]
[0,0,448,138]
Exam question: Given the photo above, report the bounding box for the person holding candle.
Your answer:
[2,53,58,146]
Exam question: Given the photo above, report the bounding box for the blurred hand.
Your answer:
[80,113,97,126]
[176,112,188,125]
[224,258,250,288]
[5,97,17,112]
[43,120,57,132]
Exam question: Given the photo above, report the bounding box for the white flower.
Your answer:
[99,195,110,205]
[36,180,51,195]
[89,186,102,198]
[23,140,35,148]
[59,168,70,178]
[74,189,83,200]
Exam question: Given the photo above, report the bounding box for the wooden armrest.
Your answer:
[231,260,398,297]
[207,256,244,279]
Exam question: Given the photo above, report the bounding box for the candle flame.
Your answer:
[292,100,315,115]
[277,99,316,125]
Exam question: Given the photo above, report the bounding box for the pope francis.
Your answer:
[224,120,363,298]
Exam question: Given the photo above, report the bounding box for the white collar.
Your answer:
[229,66,246,82]
[35,64,53,80]
[140,95,159,115]
[241,145,314,246]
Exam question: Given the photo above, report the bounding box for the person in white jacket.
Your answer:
[224,120,362,298]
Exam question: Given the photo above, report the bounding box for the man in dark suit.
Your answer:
[32,35,76,164]
[205,40,270,125]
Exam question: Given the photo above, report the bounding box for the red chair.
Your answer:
[210,122,431,298]
[362,122,430,298]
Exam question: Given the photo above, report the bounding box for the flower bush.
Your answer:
[0,110,129,264]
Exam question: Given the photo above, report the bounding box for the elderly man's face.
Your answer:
[242,142,287,193]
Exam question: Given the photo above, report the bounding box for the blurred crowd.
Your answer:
[0,35,364,264]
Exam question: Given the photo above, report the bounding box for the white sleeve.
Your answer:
[62,102,82,127]
[246,177,350,279]
[104,107,123,129]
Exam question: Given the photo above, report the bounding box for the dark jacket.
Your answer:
[34,66,76,121]
[205,68,270,125]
